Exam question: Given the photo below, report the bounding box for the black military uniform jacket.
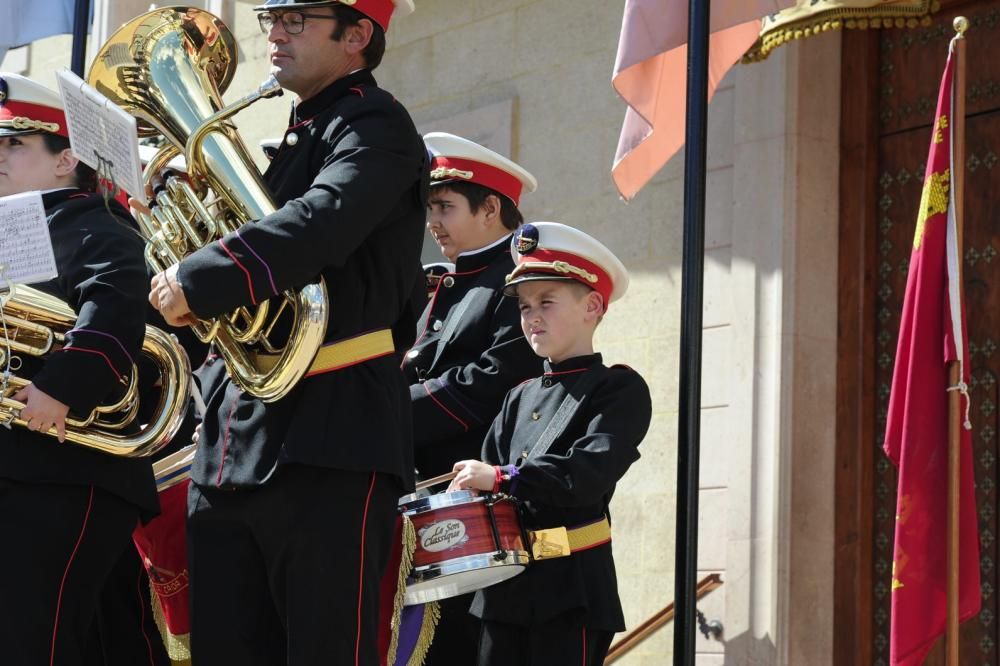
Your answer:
[470,353,651,631]
[178,69,427,490]
[402,236,542,478]
[0,190,157,515]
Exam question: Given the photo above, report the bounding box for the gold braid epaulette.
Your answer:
[0,117,61,133]
[742,0,940,63]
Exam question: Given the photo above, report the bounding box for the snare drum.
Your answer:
[399,490,529,605]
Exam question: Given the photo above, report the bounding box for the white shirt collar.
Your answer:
[457,233,512,259]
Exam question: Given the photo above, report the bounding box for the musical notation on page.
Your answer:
[0,191,58,287]
[55,69,145,205]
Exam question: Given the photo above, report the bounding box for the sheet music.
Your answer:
[55,69,146,205]
[0,191,58,286]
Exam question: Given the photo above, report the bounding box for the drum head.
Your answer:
[403,550,529,606]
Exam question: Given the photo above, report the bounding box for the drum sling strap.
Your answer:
[522,364,613,560]
[525,364,603,460]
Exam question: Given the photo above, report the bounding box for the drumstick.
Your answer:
[415,470,458,491]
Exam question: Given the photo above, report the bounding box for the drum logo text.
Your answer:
[420,519,468,552]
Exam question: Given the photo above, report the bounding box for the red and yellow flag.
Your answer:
[883,39,980,665]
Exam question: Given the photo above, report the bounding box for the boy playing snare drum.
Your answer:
[449,222,652,665]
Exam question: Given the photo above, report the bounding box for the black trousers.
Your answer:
[0,479,139,666]
[422,593,479,666]
[86,545,170,666]
[187,464,401,666]
[478,614,614,666]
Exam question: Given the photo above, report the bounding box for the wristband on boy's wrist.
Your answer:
[492,465,503,494]
[495,464,519,495]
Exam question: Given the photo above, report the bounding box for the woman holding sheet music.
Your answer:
[0,72,157,665]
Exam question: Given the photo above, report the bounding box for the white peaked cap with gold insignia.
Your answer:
[253,0,414,32]
[505,222,629,309]
[423,132,538,207]
[0,72,68,138]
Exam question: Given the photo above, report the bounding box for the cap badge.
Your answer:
[515,224,539,255]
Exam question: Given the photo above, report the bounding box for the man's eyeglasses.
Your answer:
[257,11,337,35]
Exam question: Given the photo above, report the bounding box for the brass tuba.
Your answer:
[0,285,191,457]
[87,6,328,403]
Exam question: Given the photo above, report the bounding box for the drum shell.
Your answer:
[399,490,529,604]
[402,492,525,567]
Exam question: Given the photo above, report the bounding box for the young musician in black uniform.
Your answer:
[0,73,156,666]
[147,1,427,663]
[450,222,652,666]
[402,133,544,664]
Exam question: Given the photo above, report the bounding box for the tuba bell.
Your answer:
[87,6,328,403]
[0,285,191,457]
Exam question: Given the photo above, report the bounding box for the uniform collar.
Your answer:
[41,187,83,208]
[292,69,377,125]
[454,233,512,273]
[543,353,602,375]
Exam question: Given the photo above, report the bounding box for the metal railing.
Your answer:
[604,573,723,664]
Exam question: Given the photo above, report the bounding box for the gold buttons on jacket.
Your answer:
[442,276,455,288]
[432,320,443,332]
[405,349,420,359]
[531,411,540,421]
[286,132,299,146]
[542,378,553,388]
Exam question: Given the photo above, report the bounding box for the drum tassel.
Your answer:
[387,516,441,666]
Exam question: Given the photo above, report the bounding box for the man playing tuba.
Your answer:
[148,1,427,663]
[0,73,158,665]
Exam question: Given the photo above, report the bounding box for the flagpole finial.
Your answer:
[954,16,969,36]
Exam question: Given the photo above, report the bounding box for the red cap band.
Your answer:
[0,99,68,137]
[349,0,394,31]
[516,248,614,307]
[430,155,524,206]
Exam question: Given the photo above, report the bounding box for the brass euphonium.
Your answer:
[87,6,328,403]
[0,285,191,457]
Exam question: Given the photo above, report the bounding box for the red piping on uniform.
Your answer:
[543,367,589,377]
[287,117,314,131]
[50,486,94,666]
[218,239,258,305]
[137,564,155,666]
[216,399,238,486]
[355,472,377,666]
[423,382,469,432]
[349,86,365,97]
[60,346,125,383]
[582,627,587,665]
[407,265,490,357]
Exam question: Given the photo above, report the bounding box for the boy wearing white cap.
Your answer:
[449,222,652,665]
[402,133,545,664]
[0,73,155,665]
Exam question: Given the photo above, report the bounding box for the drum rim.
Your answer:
[398,489,498,513]
[404,550,530,605]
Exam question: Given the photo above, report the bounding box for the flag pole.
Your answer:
[946,15,968,666]
[673,0,710,664]
[70,0,91,76]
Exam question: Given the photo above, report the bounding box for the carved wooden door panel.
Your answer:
[873,3,1000,663]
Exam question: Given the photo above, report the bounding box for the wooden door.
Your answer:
[838,2,1000,663]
